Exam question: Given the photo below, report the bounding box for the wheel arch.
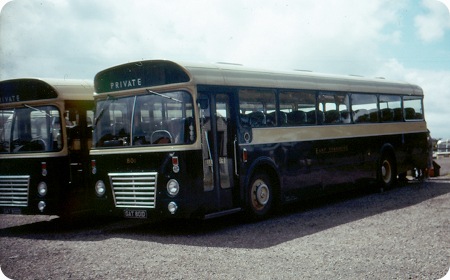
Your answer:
[378,142,398,189]
[244,156,281,206]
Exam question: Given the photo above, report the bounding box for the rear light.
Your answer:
[242,148,248,162]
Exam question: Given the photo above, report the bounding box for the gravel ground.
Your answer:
[1,165,449,279]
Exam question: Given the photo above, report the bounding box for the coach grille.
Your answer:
[0,175,30,207]
[109,172,158,208]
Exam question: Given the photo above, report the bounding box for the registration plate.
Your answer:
[123,209,147,219]
[2,208,22,214]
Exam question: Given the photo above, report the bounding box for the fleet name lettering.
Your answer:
[0,95,20,104]
[316,145,349,155]
[110,78,142,90]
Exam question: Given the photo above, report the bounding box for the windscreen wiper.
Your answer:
[23,104,53,118]
[93,95,115,127]
[146,89,181,103]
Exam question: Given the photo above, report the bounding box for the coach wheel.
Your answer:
[378,153,397,189]
[247,173,273,219]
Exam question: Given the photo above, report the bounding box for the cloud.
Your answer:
[415,0,450,42]
[0,0,406,79]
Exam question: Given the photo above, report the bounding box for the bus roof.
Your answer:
[0,78,93,106]
[94,59,423,96]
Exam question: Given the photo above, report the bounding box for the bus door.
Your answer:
[65,101,93,212]
[199,92,238,212]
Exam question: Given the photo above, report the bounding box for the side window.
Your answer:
[319,92,350,124]
[403,96,424,120]
[279,91,316,126]
[351,94,378,123]
[239,89,276,127]
[379,95,402,122]
[0,110,13,153]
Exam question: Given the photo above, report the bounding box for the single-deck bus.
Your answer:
[91,60,428,220]
[0,78,94,217]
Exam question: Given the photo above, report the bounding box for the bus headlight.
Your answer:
[37,182,48,197]
[168,202,178,214]
[95,180,106,197]
[166,179,180,197]
[38,201,46,212]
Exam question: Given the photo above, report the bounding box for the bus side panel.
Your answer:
[0,156,71,215]
[241,131,428,204]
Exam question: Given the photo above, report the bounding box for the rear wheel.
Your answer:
[246,173,273,220]
[378,153,397,190]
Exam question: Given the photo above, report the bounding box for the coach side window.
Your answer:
[403,96,424,120]
[379,95,402,122]
[239,89,276,127]
[351,94,378,123]
[279,91,316,126]
[319,92,350,124]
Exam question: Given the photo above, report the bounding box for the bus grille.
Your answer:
[0,175,30,207]
[109,172,158,208]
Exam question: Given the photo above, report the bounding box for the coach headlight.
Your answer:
[168,202,178,214]
[166,179,180,197]
[38,201,46,212]
[95,180,106,197]
[37,182,48,197]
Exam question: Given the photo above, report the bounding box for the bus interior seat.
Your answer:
[355,109,369,122]
[287,110,306,125]
[266,112,277,126]
[279,112,287,125]
[393,108,403,121]
[317,110,325,124]
[381,108,394,122]
[369,109,379,122]
[324,110,340,124]
[248,111,265,127]
[306,110,316,124]
[340,110,352,123]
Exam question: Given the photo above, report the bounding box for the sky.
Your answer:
[1,0,449,139]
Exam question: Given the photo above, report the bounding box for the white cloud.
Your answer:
[415,0,450,42]
[0,0,407,78]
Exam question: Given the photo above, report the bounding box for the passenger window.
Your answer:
[319,92,350,124]
[279,91,316,126]
[379,95,402,122]
[239,89,276,127]
[351,94,379,123]
[403,96,424,120]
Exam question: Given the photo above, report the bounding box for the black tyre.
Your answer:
[246,173,273,219]
[378,153,397,190]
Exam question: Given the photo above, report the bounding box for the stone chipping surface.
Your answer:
[0,178,449,280]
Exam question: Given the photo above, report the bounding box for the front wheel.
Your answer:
[246,173,274,220]
[378,153,397,190]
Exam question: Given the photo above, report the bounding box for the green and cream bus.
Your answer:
[0,78,94,216]
[90,60,428,220]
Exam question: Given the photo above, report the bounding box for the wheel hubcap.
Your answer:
[251,179,270,210]
[256,183,269,205]
[382,160,391,183]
